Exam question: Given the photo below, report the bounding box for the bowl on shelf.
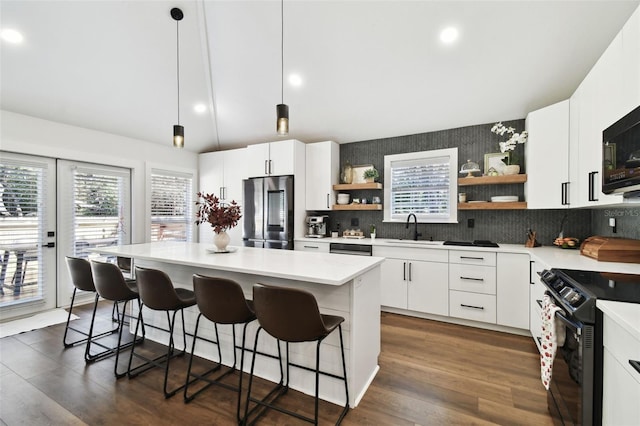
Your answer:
[337,193,350,205]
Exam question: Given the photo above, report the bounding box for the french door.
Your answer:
[0,153,56,320]
[0,153,131,321]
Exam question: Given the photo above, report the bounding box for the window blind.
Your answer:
[150,170,193,242]
[384,148,458,223]
[0,157,47,300]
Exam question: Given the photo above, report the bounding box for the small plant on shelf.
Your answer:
[363,168,379,182]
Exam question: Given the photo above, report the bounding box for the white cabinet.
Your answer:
[448,251,496,324]
[496,253,530,330]
[305,141,339,211]
[602,311,640,425]
[198,148,247,246]
[294,240,330,253]
[246,139,304,177]
[525,100,570,209]
[621,6,640,111]
[374,246,448,316]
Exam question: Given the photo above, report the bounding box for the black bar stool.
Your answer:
[90,260,145,378]
[184,275,256,421]
[244,283,350,425]
[128,266,196,398]
[63,256,119,362]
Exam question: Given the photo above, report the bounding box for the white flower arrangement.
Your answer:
[491,122,528,165]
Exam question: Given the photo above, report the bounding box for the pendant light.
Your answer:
[276,0,289,136]
[171,8,184,148]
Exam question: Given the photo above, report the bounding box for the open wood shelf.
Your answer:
[458,174,527,186]
[458,202,527,210]
[332,204,383,211]
[333,182,383,190]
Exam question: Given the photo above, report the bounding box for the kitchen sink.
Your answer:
[382,239,444,246]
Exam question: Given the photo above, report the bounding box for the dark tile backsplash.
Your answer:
[317,120,639,245]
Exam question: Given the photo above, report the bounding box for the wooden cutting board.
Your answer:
[580,236,640,263]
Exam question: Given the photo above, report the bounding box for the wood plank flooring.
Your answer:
[0,303,553,425]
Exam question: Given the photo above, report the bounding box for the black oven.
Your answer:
[540,269,640,426]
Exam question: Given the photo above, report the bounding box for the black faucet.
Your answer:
[405,213,422,241]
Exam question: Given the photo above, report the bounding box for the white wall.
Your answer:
[0,110,199,243]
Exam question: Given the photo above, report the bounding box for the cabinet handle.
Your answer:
[460,276,484,282]
[265,160,268,175]
[327,194,330,209]
[536,299,543,309]
[460,304,484,310]
[588,171,599,202]
[529,260,534,284]
[403,262,406,281]
[630,360,640,375]
[561,182,568,205]
[269,160,273,175]
[460,256,484,261]
[303,245,319,249]
[408,262,412,282]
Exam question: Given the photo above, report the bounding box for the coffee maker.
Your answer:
[305,215,328,238]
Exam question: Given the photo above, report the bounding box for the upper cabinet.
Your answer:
[525,100,570,209]
[305,141,339,211]
[567,6,639,207]
[246,139,305,177]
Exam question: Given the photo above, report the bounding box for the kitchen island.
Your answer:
[95,242,383,407]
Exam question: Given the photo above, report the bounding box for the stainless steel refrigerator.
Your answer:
[242,175,294,249]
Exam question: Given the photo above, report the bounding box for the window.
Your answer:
[383,148,458,223]
[150,169,193,242]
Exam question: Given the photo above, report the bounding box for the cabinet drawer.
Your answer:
[294,241,330,253]
[449,264,496,294]
[449,290,496,324]
[603,315,640,379]
[449,250,496,266]
[373,246,448,262]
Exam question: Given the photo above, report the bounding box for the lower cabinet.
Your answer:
[496,253,530,329]
[602,311,640,425]
[375,246,448,316]
[529,259,547,353]
[449,290,496,323]
[448,250,497,324]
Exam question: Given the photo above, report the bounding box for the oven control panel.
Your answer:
[540,269,595,324]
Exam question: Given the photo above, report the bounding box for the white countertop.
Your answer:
[95,242,384,286]
[597,300,640,341]
[295,237,640,274]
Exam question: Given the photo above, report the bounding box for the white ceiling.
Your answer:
[1,0,639,154]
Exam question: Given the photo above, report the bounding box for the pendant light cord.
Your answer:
[281,0,284,104]
[176,19,181,125]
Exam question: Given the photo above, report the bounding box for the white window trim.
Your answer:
[383,147,458,224]
[145,162,197,243]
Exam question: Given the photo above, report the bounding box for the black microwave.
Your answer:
[602,104,640,195]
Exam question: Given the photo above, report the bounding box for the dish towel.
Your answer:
[540,294,565,390]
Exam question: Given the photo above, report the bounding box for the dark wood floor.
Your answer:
[0,303,553,425]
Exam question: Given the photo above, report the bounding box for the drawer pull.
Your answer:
[303,245,319,249]
[460,304,484,310]
[460,276,484,282]
[460,256,484,261]
[630,360,640,375]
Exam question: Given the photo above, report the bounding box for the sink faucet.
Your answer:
[405,213,422,241]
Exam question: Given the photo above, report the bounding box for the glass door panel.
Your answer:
[0,152,56,320]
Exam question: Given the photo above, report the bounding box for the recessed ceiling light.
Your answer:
[1,29,24,44]
[440,27,459,44]
[194,103,207,114]
[288,73,303,87]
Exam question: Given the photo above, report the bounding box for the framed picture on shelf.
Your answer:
[351,164,374,184]
[484,152,509,175]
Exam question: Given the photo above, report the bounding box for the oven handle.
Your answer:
[555,310,582,332]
